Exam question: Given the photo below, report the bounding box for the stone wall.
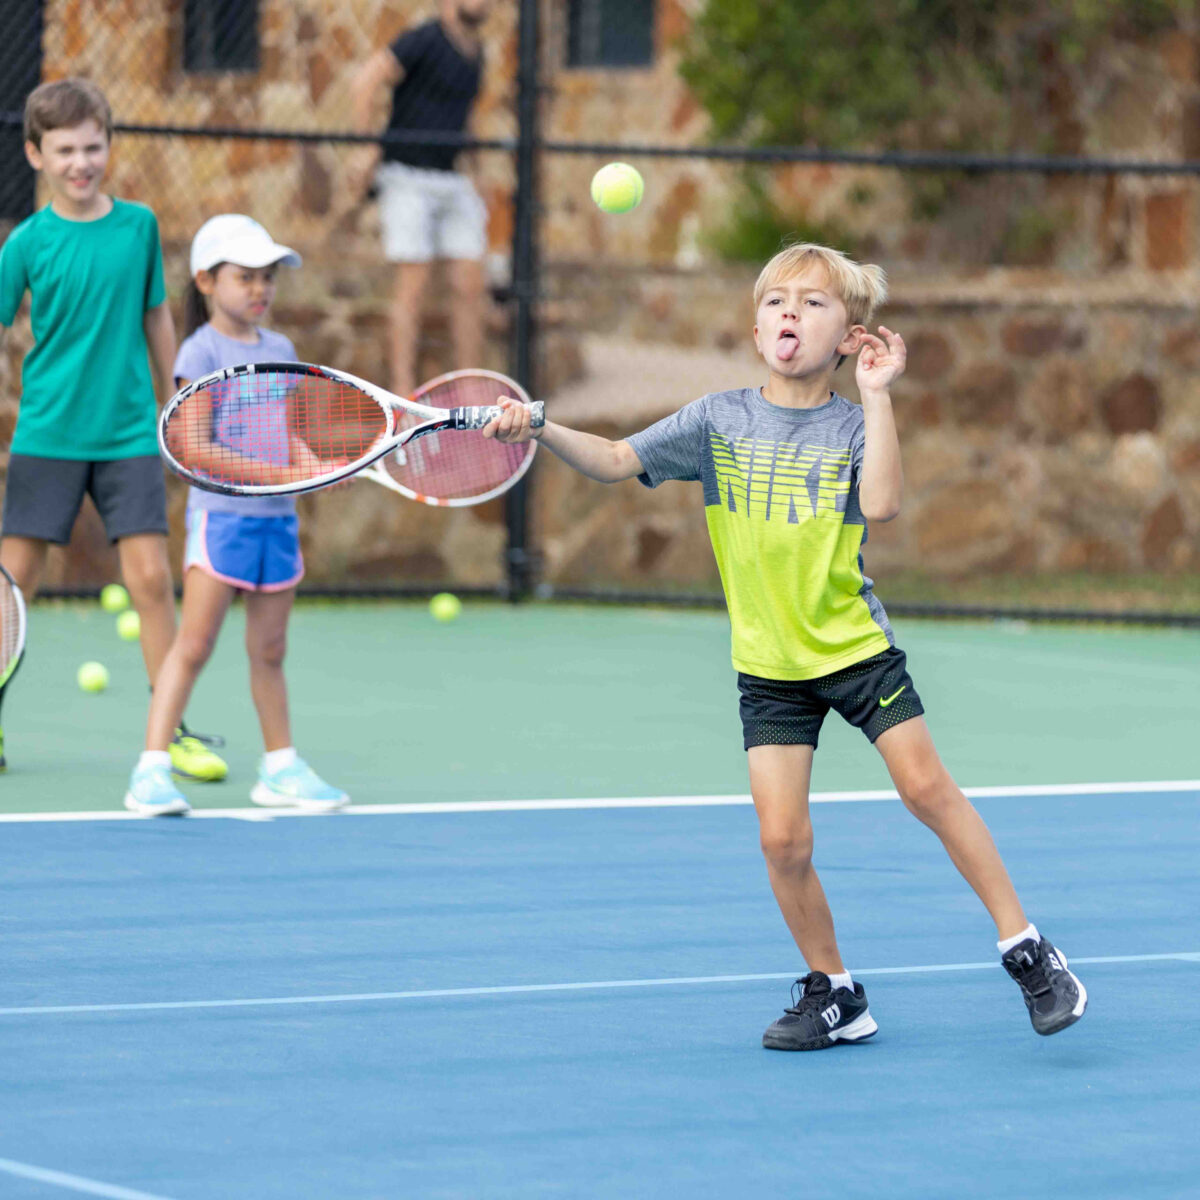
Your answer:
[533,265,1199,596]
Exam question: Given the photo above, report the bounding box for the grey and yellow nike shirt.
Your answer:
[625,387,894,681]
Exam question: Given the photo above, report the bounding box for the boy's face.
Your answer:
[25,119,110,205]
[753,266,864,379]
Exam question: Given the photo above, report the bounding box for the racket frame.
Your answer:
[357,368,538,507]
[159,362,541,498]
[0,563,28,769]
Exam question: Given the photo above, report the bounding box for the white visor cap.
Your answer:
[190,213,302,275]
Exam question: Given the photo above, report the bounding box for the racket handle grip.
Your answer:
[453,401,545,430]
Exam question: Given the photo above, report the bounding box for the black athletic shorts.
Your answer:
[738,646,925,750]
[1,453,169,545]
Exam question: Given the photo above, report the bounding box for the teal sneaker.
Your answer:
[125,762,191,817]
[250,757,348,811]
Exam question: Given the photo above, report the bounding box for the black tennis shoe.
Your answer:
[762,971,878,1051]
[1002,936,1088,1036]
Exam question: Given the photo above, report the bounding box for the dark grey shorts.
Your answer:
[1,454,169,545]
[738,647,925,750]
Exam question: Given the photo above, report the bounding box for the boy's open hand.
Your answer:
[856,326,906,394]
[482,396,540,444]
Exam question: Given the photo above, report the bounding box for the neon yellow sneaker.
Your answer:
[169,724,228,782]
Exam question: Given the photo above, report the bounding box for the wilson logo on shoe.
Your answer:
[1047,952,1064,971]
[821,1004,841,1029]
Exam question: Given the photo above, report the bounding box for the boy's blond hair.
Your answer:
[24,78,112,149]
[754,243,887,327]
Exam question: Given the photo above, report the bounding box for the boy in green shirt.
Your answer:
[484,243,1088,1049]
[0,78,225,784]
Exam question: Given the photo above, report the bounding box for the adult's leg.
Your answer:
[144,569,234,751]
[874,717,1027,938]
[117,533,178,685]
[388,260,433,398]
[444,257,485,370]
[748,743,845,973]
[0,536,50,598]
[243,587,294,752]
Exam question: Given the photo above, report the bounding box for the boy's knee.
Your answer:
[759,822,814,873]
[898,768,957,825]
[125,559,173,604]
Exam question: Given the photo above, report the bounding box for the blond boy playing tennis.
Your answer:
[485,243,1087,1049]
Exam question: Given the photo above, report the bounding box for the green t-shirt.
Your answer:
[626,388,894,681]
[0,198,166,459]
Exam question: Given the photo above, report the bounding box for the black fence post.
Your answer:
[505,0,541,602]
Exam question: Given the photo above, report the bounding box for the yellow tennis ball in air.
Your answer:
[116,610,141,641]
[429,592,462,623]
[591,162,644,214]
[77,661,110,693]
[100,583,130,613]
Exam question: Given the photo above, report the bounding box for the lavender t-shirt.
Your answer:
[173,324,298,516]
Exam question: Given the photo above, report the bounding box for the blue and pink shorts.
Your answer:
[185,510,304,592]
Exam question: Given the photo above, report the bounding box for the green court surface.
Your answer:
[2,600,1196,814]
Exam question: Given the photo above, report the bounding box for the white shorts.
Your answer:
[376,162,487,263]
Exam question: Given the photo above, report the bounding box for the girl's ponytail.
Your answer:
[183,278,210,338]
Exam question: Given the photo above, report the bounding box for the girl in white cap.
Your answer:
[124,215,348,816]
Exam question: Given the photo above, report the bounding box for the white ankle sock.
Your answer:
[827,970,854,992]
[263,746,298,773]
[997,923,1040,955]
[137,751,171,771]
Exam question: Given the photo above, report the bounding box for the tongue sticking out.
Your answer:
[776,334,799,362]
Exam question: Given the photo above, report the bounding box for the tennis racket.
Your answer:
[158,363,543,500]
[0,564,28,773]
[356,370,538,506]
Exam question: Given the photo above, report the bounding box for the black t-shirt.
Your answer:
[385,20,483,171]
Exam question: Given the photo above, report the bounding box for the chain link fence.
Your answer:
[2,1,1197,620]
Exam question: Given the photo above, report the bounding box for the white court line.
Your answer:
[0,952,1195,1018]
[0,1156,174,1200]
[0,779,1196,823]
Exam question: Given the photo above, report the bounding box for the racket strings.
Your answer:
[164,371,389,490]
[384,375,532,500]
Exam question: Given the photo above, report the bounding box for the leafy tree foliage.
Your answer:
[678,0,1186,153]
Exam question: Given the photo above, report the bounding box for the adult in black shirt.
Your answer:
[351,1,491,396]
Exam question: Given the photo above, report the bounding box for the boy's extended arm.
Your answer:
[143,302,177,405]
[484,400,644,483]
[538,422,644,483]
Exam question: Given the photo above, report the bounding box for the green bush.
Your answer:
[678,0,1185,261]
[679,0,1185,153]
[703,172,853,264]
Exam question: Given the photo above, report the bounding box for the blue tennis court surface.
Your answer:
[1,784,1197,1198]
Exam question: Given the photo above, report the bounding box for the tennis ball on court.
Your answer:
[429,592,462,623]
[100,583,130,613]
[116,609,141,641]
[77,661,109,693]
[591,162,644,214]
